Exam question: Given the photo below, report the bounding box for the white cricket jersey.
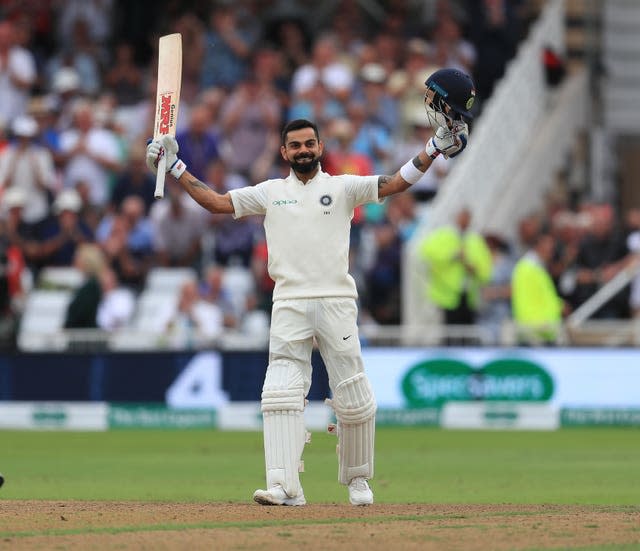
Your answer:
[230,168,379,301]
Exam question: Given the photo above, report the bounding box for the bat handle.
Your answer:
[154,155,167,199]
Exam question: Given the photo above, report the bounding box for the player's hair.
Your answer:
[281,119,320,146]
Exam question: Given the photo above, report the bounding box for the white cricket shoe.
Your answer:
[348,477,374,506]
[253,485,306,506]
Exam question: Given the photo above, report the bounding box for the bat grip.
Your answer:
[154,155,167,199]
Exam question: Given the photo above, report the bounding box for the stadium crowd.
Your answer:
[2,0,633,351]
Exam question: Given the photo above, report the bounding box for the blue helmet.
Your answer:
[425,68,476,122]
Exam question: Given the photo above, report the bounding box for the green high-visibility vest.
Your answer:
[511,253,563,341]
[419,226,492,310]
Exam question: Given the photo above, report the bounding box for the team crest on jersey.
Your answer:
[320,195,333,206]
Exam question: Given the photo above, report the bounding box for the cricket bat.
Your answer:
[153,33,183,199]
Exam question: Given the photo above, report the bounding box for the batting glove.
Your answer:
[425,122,469,159]
[145,135,187,178]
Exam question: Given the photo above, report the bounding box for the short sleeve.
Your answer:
[229,182,269,218]
[344,175,380,207]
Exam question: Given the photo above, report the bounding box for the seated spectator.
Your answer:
[64,243,106,329]
[58,99,124,211]
[149,179,208,268]
[109,140,157,214]
[199,263,237,328]
[96,195,154,289]
[96,266,135,331]
[28,189,93,272]
[175,103,221,181]
[156,278,224,349]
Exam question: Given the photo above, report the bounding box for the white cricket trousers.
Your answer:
[268,297,366,393]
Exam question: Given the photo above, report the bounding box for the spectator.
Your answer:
[352,62,400,135]
[419,207,492,343]
[103,41,145,106]
[290,32,354,103]
[0,20,37,125]
[29,188,93,271]
[156,278,225,349]
[346,100,393,176]
[199,263,238,328]
[175,103,221,181]
[477,233,516,345]
[569,203,632,319]
[109,140,157,214]
[64,243,106,329]
[200,4,254,90]
[0,115,56,233]
[149,179,208,268]
[96,266,135,331]
[45,18,102,97]
[430,12,476,74]
[511,232,565,346]
[58,99,124,210]
[96,195,154,289]
[219,72,282,179]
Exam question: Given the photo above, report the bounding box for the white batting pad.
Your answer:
[331,372,377,485]
[261,360,306,497]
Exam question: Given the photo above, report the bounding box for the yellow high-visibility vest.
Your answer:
[511,253,563,342]
[419,226,492,310]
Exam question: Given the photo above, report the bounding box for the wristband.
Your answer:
[169,159,187,179]
[425,138,440,159]
[399,159,425,185]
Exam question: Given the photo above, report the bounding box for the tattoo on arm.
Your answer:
[377,175,392,190]
[412,155,428,171]
[186,175,210,191]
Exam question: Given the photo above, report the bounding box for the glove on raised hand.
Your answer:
[145,135,187,178]
[425,122,469,159]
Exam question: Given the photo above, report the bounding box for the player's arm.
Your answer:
[378,151,432,198]
[146,136,235,214]
[379,122,469,199]
[177,170,234,214]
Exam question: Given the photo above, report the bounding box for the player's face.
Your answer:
[424,88,454,130]
[281,127,323,174]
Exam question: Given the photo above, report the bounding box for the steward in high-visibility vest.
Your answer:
[419,209,492,322]
[511,233,564,344]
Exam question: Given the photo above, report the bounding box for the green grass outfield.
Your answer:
[1,427,638,504]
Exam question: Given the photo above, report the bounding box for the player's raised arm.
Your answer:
[146,136,235,214]
[377,123,468,199]
[379,68,475,199]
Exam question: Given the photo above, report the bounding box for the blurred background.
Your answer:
[1,0,639,431]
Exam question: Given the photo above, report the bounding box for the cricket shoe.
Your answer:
[348,477,373,506]
[253,485,306,506]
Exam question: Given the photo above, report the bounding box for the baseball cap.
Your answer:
[53,189,82,214]
[425,68,476,120]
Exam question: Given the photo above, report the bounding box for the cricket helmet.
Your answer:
[424,68,476,125]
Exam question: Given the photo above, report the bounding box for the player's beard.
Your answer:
[290,153,320,173]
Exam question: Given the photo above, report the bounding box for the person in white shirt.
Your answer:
[145,68,473,507]
[0,115,56,228]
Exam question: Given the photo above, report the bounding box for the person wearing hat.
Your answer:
[352,62,400,136]
[0,114,56,232]
[28,188,93,271]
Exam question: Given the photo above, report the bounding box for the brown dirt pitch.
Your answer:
[1,501,638,550]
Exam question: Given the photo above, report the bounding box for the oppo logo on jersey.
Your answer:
[272,199,298,206]
[158,94,174,134]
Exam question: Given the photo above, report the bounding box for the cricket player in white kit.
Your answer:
[146,69,475,506]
